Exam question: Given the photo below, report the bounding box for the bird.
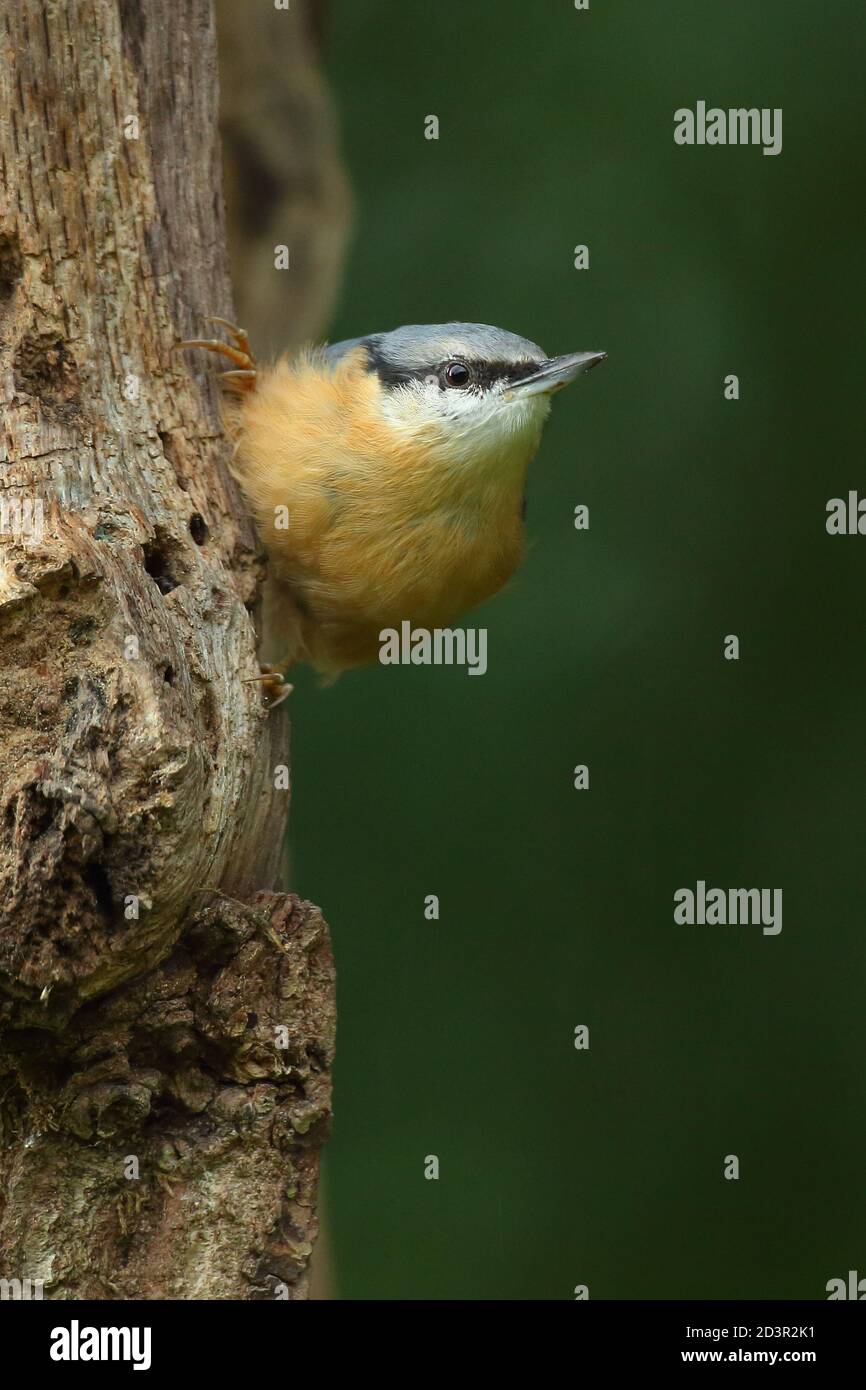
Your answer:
[179,320,606,703]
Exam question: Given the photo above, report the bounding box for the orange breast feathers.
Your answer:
[229,349,531,676]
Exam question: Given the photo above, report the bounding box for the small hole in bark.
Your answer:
[246,1012,258,1029]
[189,513,208,545]
[164,665,175,685]
[0,231,23,303]
[143,534,182,595]
[83,862,114,918]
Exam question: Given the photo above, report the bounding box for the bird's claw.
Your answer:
[244,664,293,710]
[176,317,257,393]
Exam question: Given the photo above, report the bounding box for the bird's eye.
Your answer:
[444,361,471,387]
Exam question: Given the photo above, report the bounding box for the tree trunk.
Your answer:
[0,0,335,1300]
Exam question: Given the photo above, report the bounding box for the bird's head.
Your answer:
[327,322,606,478]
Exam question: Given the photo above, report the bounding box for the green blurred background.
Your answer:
[285,0,866,1298]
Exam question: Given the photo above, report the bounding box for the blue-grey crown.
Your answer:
[325,321,547,389]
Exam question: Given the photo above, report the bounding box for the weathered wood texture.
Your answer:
[0,0,335,1298]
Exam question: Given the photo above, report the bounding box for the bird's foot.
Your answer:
[243,663,294,710]
[177,316,257,393]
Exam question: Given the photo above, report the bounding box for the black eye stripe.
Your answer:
[464,359,540,388]
[364,345,541,391]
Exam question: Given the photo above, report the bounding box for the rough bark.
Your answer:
[0,0,335,1299]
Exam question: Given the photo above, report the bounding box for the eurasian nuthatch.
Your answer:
[181,320,605,701]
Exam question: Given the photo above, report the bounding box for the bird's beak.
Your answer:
[506,350,607,399]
